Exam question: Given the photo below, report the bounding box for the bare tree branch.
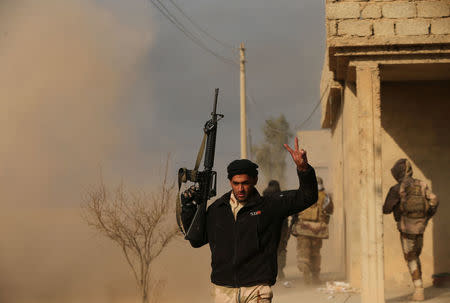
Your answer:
[81,155,177,303]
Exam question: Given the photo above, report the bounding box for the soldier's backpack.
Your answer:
[299,191,325,222]
[399,178,429,219]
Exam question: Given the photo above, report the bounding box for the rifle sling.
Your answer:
[195,132,207,171]
[176,132,207,235]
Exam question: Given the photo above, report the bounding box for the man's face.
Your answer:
[230,174,257,202]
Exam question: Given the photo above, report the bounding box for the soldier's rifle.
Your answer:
[177,88,223,242]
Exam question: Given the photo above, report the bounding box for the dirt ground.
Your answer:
[272,268,450,303]
[1,208,448,303]
[161,235,450,303]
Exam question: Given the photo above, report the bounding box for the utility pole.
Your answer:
[248,128,253,160]
[240,42,247,159]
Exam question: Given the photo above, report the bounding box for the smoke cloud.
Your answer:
[0,1,176,302]
[0,0,154,207]
[0,2,213,302]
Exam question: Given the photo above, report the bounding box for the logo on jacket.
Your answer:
[250,210,262,216]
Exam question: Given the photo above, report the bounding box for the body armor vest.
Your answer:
[299,191,328,223]
[400,178,429,219]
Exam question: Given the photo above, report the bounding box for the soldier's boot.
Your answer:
[411,287,424,301]
[311,272,321,285]
[299,263,312,285]
[408,261,423,301]
[303,270,312,285]
[310,252,321,285]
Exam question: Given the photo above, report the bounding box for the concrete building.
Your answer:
[320,1,450,302]
[296,130,346,274]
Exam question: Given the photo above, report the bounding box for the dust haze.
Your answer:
[0,1,210,302]
[0,0,152,207]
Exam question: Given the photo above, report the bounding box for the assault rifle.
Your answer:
[177,88,223,242]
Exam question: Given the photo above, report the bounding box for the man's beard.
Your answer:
[235,194,246,202]
[234,188,253,202]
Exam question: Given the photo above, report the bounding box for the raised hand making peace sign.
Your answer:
[284,137,309,171]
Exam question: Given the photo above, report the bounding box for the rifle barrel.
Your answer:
[213,88,219,116]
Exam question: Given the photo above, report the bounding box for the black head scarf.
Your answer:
[227,159,259,180]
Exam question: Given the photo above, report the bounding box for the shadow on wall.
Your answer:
[381,81,450,276]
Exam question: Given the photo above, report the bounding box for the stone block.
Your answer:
[327,20,338,36]
[327,2,361,19]
[396,19,430,36]
[382,2,416,18]
[417,1,449,18]
[431,18,450,34]
[373,20,395,36]
[362,4,382,19]
[338,20,372,37]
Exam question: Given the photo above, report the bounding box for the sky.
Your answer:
[0,0,326,302]
[93,0,326,192]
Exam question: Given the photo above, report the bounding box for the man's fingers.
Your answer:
[284,144,294,155]
[295,137,299,151]
[300,149,308,162]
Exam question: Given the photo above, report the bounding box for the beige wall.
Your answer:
[329,103,346,277]
[341,82,363,287]
[329,81,365,287]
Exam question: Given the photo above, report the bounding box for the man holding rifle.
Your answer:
[181,137,318,303]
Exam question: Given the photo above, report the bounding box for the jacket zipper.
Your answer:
[233,211,239,287]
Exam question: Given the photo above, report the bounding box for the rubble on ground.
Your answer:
[317,281,359,294]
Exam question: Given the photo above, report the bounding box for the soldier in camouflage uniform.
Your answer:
[263,180,290,280]
[383,159,438,301]
[291,177,333,285]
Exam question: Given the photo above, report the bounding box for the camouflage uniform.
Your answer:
[291,177,333,284]
[212,284,273,303]
[383,159,438,301]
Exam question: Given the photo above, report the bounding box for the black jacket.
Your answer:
[181,165,318,287]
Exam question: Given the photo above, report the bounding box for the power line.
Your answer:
[295,99,321,130]
[146,0,238,68]
[147,0,327,132]
[246,83,330,134]
[167,0,236,51]
[153,0,237,66]
[294,83,330,130]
